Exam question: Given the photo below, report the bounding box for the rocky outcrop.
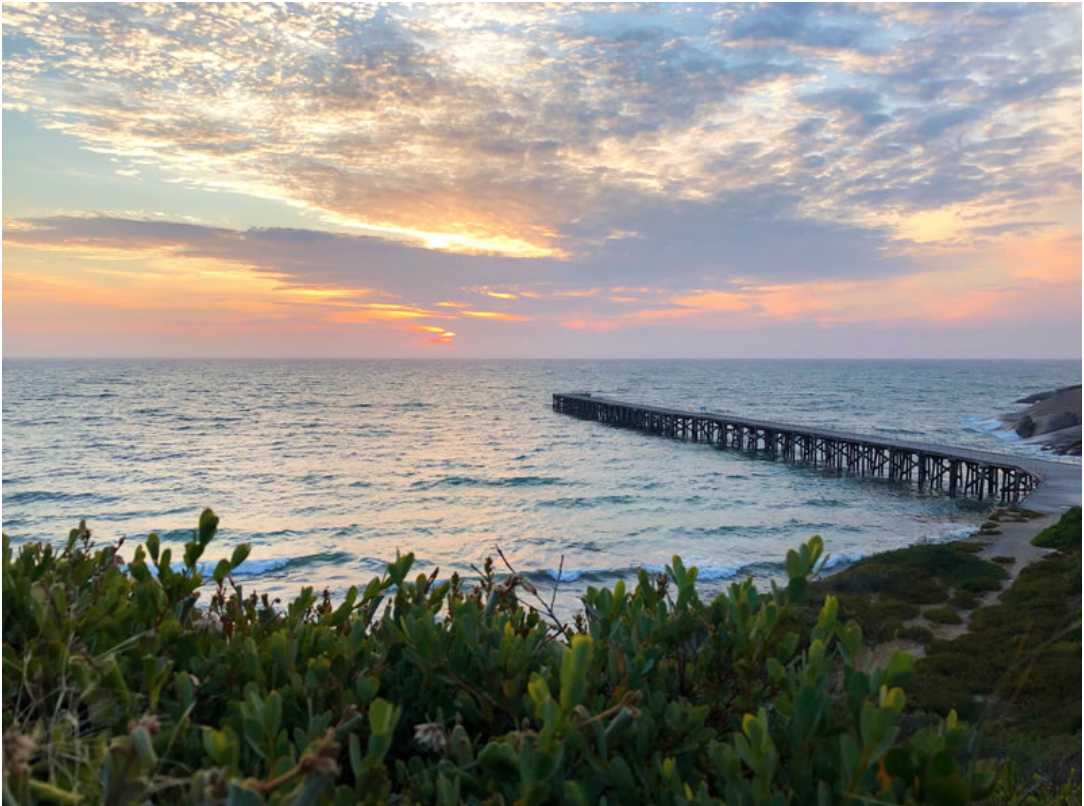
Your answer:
[1000,385,1082,456]
[1014,384,1080,405]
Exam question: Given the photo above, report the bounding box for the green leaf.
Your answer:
[27,781,83,805]
[230,543,251,570]
[766,657,785,683]
[885,650,913,688]
[479,741,519,776]
[146,532,160,562]
[368,697,398,736]
[199,508,219,545]
[212,559,232,584]
[203,727,239,768]
[226,782,265,806]
[130,726,157,766]
[785,549,801,579]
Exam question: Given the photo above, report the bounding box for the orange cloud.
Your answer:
[400,324,457,344]
[460,310,531,321]
[326,305,449,323]
[670,290,750,312]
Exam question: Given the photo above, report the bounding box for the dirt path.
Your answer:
[868,509,1055,666]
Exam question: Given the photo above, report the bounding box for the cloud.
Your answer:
[3,211,1078,357]
[2,1,1078,265]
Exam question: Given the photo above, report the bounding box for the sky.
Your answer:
[2,2,1081,358]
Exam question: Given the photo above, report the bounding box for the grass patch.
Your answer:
[1013,508,1046,520]
[907,509,1082,785]
[991,555,1015,565]
[820,542,1006,602]
[924,606,963,625]
[1032,506,1082,550]
[801,542,1009,643]
[953,541,986,554]
[959,576,1003,593]
[949,590,981,610]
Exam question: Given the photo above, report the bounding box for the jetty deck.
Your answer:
[553,393,1081,511]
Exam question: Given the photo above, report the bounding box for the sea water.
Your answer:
[3,359,1079,614]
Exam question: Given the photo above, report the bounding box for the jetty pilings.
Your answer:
[552,393,1066,506]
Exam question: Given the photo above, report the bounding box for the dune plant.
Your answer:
[3,511,995,804]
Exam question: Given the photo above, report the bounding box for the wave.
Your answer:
[135,550,354,579]
[538,495,637,509]
[817,552,867,572]
[4,490,116,504]
[526,548,870,587]
[527,560,758,586]
[926,523,981,543]
[804,497,848,508]
[411,475,570,490]
[959,415,1019,441]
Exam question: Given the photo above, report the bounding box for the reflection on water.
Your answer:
[3,359,1079,614]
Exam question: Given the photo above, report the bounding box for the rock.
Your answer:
[1016,391,1056,405]
[1015,415,1036,438]
[1000,384,1082,454]
[1031,411,1081,435]
[1015,384,1081,405]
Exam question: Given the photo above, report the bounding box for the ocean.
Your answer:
[3,359,1079,615]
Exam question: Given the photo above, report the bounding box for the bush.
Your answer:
[910,541,1081,741]
[1031,507,1082,550]
[948,590,981,610]
[953,542,985,555]
[924,607,963,626]
[959,577,1003,594]
[1,513,996,805]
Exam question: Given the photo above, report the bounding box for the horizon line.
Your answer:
[4,356,1082,362]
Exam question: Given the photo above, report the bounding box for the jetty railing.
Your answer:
[552,393,1063,504]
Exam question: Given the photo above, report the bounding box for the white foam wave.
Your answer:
[640,562,745,581]
[817,552,867,572]
[959,415,1019,441]
[127,554,326,580]
[542,568,590,582]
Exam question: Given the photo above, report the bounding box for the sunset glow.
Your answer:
[2,3,1080,357]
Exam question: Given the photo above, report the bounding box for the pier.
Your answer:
[553,393,1081,510]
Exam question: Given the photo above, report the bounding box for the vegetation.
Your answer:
[4,505,1080,805]
[922,608,963,627]
[1031,507,1081,550]
[3,513,999,805]
[909,508,1081,801]
[803,543,1008,644]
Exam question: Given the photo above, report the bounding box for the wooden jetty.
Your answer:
[553,393,1081,508]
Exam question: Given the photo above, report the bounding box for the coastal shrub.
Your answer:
[828,595,920,644]
[990,556,1015,565]
[1,513,997,805]
[1031,506,1082,549]
[948,591,980,611]
[909,515,1081,736]
[923,607,963,626]
[952,542,985,555]
[959,577,1003,594]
